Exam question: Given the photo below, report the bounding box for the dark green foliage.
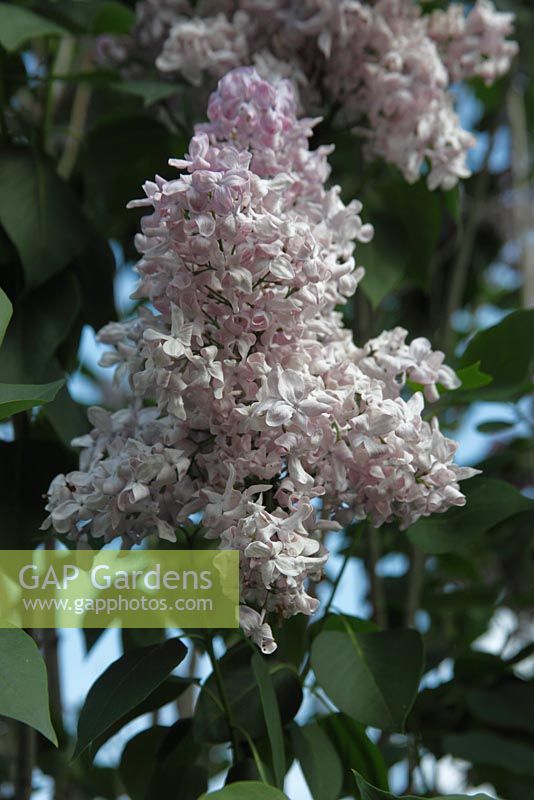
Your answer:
[0,2,533,798]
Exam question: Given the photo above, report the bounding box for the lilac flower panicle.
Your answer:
[43,68,479,652]
[99,0,517,190]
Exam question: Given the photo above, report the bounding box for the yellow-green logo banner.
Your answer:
[0,549,239,629]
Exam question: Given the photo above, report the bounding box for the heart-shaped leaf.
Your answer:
[0,379,64,421]
[73,637,187,759]
[0,149,86,289]
[0,3,67,52]
[311,628,423,732]
[0,628,57,745]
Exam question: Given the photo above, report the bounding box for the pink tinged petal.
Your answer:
[269,256,295,279]
[143,328,165,343]
[358,224,374,243]
[87,406,112,434]
[424,385,440,403]
[288,455,313,486]
[117,482,150,511]
[274,555,300,576]
[278,369,304,404]
[239,605,262,635]
[51,501,80,522]
[156,519,177,543]
[455,466,482,480]
[162,339,186,358]
[209,361,224,382]
[299,398,331,416]
[196,214,216,237]
[71,434,93,448]
[301,538,321,556]
[179,324,194,347]
[265,401,294,427]
[254,623,277,655]
[245,541,271,558]
[213,185,233,213]
[438,365,461,389]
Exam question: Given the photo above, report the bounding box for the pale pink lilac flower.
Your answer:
[98,0,517,189]
[43,68,478,651]
[428,0,519,86]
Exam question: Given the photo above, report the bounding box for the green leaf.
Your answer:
[318,713,389,794]
[73,227,116,332]
[199,782,289,800]
[442,185,461,222]
[120,722,206,800]
[0,286,12,348]
[112,80,183,106]
[316,613,379,638]
[290,722,343,800]
[359,219,407,307]
[194,648,302,744]
[444,730,534,778]
[407,477,534,554]
[90,1,134,34]
[119,726,167,800]
[454,650,511,685]
[73,637,187,759]
[251,653,286,789]
[352,768,492,800]
[460,309,534,398]
[466,682,534,735]
[0,628,57,745]
[42,385,90,449]
[0,149,86,289]
[476,420,516,433]
[0,378,64,420]
[81,116,186,240]
[0,3,67,52]
[360,175,441,303]
[455,362,492,391]
[394,180,441,288]
[270,612,309,668]
[92,675,195,755]
[311,628,423,732]
[0,271,81,383]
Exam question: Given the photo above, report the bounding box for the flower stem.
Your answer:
[405,545,426,627]
[368,526,387,629]
[300,524,361,681]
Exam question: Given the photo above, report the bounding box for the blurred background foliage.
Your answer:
[0,1,533,799]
